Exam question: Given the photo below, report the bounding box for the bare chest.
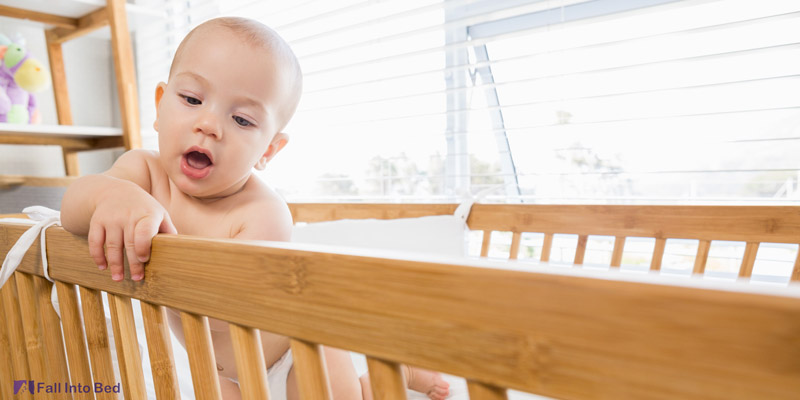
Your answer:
[150,182,242,238]
[168,202,239,238]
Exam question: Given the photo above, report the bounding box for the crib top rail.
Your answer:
[289,202,459,222]
[2,221,799,400]
[289,203,800,244]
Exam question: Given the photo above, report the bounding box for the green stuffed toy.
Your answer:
[0,33,51,124]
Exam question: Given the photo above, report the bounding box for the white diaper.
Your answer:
[266,349,293,400]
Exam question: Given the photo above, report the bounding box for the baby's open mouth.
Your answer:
[185,151,213,169]
[181,147,214,179]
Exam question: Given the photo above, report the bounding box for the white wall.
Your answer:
[0,17,122,176]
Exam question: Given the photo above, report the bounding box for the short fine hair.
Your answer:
[169,17,303,131]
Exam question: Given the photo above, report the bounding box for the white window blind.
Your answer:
[133,0,800,204]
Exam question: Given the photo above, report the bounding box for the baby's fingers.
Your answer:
[133,215,163,266]
[87,223,107,270]
[159,213,177,235]
[124,225,144,281]
[104,228,125,282]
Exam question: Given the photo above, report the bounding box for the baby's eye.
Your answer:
[233,115,252,127]
[181,95,201,105]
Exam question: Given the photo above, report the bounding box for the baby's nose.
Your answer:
[194,113,222,139]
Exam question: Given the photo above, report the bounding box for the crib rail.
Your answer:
[289,203,800,281]
[289,203,459,222]
[2,222,800,400]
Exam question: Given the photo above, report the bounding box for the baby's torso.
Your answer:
[144,156,291,378]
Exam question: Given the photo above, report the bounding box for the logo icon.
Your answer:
[13,380,31,394]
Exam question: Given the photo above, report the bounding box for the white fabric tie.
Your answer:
[453,185,509,222]
[0,206,61,289]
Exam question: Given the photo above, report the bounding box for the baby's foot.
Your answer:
[405,366,450,400]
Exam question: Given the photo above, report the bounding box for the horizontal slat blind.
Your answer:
[133,0,800,203]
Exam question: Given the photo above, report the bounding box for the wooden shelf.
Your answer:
[0,0,143,175]
[0,124,123,150]
[0,123,120,138]
[0,0,165,33]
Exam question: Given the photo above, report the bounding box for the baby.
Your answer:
[60,17,448,400]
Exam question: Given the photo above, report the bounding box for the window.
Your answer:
[134,0,800,203]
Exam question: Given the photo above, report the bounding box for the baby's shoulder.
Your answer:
[230,176,292,241]
[116,148,159,161]
[239,177,291,219]
[105,149,164,192]
[110,149,163,173]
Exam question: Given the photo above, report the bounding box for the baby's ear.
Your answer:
[153,82,167,131]
[255,132,289,170]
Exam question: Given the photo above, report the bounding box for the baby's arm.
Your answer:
[61,150,176,281]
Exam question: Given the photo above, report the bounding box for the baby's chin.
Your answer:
[173,177,248,201]
[167,171,215,198]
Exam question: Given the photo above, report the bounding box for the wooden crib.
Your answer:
[1,202,799,400]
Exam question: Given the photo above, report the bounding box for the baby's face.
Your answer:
[154,25,291,199]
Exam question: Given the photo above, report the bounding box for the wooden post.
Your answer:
[45,29,81,176]
[230,324,271,400]
[34,277,71,392]
[574,234,588,265]
[365,357,406,399]
[0,280,33,400]
[109,294,147,400]
[480,230,492,257]
[610,236,626,267]
[141,302,181,399]
[55,282,94,400]
[80,287,117,400]
[180,312,222,400]
[739,242,760,278]
[107,0,141,150]
[540,233,553,262]
[509,232,521,260]
[650,238,666,271]
[693,240,711,275]
[14,273,48,386]
[290,339,333,400]
[467,381,508,400]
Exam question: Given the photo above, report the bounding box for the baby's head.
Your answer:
[154,17,302,199]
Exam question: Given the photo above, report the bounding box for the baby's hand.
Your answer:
[88,186,176,282]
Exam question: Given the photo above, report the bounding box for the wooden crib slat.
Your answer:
[14,272,48,385]
[693,240,711,275]
[650,238,666,271]
[0,292,16,400]
[610,236,626,267]
[229,323,270,400]
[365,356,406,400]
[739,242,760,278]
[1,277,32,400]
[480,230,492,257]
[467,381,508,400]
[55,281,94,400]
[290,338,333,400]
[109,294,147,400]
[79,286,117,400]
[540,233,553,262]
[792,248,800,282]
[35,277,71,388]
[573,234,588,265]
[141,301,181,400]
[180,312,222,400]
[509,232,522,260]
